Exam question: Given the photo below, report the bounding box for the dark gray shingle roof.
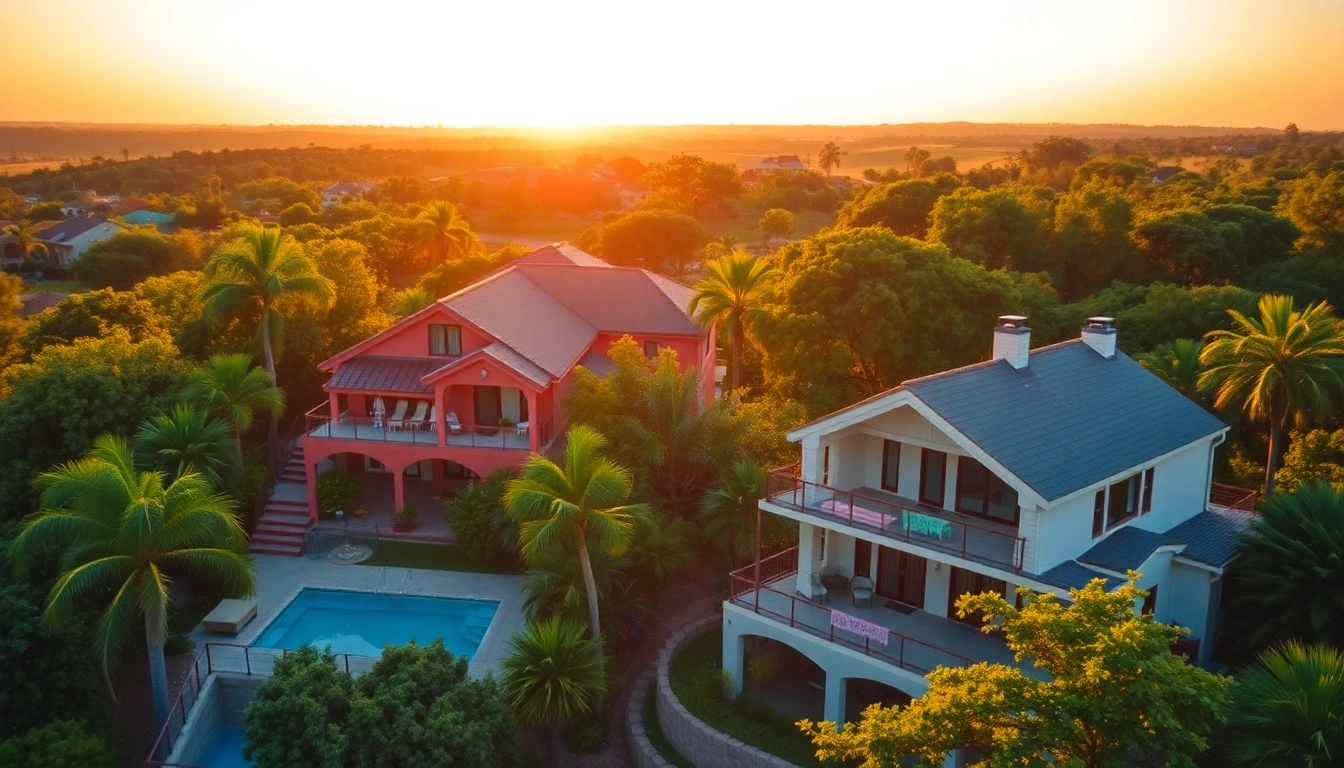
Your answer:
[327,356,438,394]
[1077,526,1179,572]
[1164,507,1256,567]
[904,341,1226,501]
[1037,561,1113,591]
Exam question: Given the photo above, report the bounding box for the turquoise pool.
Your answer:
[201,726,249,768]
[251,588,498,658]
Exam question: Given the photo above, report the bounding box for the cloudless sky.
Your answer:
[3,0,1341,128]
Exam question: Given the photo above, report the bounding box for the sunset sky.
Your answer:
[3,0,1341,129]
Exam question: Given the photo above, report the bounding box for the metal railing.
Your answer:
[1210,482,1257,511]
[728,552,974,676]
[305,402,549,451]
[765,468,1027,571]
[145,643,379,767]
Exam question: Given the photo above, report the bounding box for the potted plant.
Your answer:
[391,501,419,532]
[353,506,368,519]
[498,416,514,428]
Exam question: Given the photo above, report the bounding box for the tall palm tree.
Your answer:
[698,462,794,568]
[202,225,330,459]
[1137,338,1205,399]
[499,617,606,768]
[185,353,285,469]
[3,220,49,263]
[1226,481,1344,651]
[1199,295,1344,494]
[416,201,474,266]
[135,404,240,490]
[391,286,433,318]
[689,251,775,393]
[9,435,254,734]
[818,141,846,177]
[503,425,647,707]
[1225,641,1344,767]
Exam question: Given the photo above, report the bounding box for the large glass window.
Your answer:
[1107,473,1141,528]
[919,449,947,507]
[881,440,901,493]
[955,456,1019,524]
[429,324,462,356]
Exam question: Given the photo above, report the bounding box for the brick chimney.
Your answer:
[992,315,1031,369]
[1082,316,1117,358]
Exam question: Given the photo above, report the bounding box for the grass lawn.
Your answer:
[24,279,90,294]
[668,628,823,767]
[357,540,519,575]
[642,684,694,768]
[703,207,835,248]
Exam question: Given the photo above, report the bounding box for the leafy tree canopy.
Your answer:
[19,288,168,360]
[1275,428,1344,492]
[1055,281,1260,354]
[928,186,1053,271]
[72,228,209,290]
[641,153,742,214]
[580,209,709,277]
[1278,170,1344,248]
[835,175,962,238]
[0,719,116,768]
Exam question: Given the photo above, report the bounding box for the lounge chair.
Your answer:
[851,575,875,607]
[446,411,464,435]
[203,598,257,635]
[409,401,429,430]
[515,420,529,436]
[387,399,410,431]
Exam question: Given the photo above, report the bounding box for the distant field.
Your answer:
[24,280,90,294]
[0,159,67,176]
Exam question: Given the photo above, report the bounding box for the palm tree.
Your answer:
[1226,481,1344,651]
[499,617,606,768]
[135,404,240,490]
[818,141,846,177]
[3,220,49,263]
[1199,295,1344,494]
[391,287,433,318]
[503,425,647,706]
[202,225,330,459]
[185,353,285,469]
[8,435,254,734]
[416,200,474,266]
[1225,641,1344,767]
[1137,338,1205,399]
[699,462,793,568]
[689,251,775,393]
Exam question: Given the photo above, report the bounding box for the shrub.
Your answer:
[0,720,116,768]
[564,720,608,753]
[394,500,418,524]
[446,469,514,564]
[316,469,360,514]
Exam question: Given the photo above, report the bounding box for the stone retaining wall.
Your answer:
[626,668,674,768]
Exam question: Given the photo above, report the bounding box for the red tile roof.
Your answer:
[327,356,439,394]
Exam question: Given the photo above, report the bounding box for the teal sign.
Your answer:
[902,510,953,541]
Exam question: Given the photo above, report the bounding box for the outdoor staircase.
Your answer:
[248,442,311,557]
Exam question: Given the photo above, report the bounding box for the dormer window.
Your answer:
[429,324,461,357]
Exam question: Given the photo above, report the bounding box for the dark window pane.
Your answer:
[986,477,1020,524]
[1093,490,1106,536]
[956,456,988,515]
[882,441,901,492]
[1142,467,1155,513]
[920,449,946,507]
[1108,474,1140,526]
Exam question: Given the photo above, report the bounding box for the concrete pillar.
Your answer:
[823,671,846,726]
[797,522,817,596]
[393,467,407,513]
[434,387,447,447]
[305,457,320,522]
[722,622,745,700]
[328,391,340,422]
[526,390,538,451]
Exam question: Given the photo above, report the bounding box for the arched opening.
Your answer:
[844,678,912,723]
[740,635,826,722]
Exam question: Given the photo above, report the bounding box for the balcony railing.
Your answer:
[305,403,548,451]
[765,468,1027,572]
[728,550,974,676]
[1210,482,1257,511]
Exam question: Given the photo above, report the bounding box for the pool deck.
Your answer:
[190,554,527,679]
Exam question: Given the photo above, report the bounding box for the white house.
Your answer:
[722,315,1255,731]
[35,217,122,269]
[321,182,375,208]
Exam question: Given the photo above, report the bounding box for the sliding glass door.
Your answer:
[876,546,927,608]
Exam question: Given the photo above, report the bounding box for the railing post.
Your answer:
[790,594,796,626]
[206,643,213,674]
[245,646,251,676]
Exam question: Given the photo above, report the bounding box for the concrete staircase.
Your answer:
[248,443,311,556]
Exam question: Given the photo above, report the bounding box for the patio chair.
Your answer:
[851,575,875,608]
[387,399,410,431]
[515,420,529,436]
[426,405,436,432]
[446,411,465,435]
[409,401,429,430]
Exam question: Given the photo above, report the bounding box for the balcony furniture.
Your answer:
[820,499,888,531]
[803,572,829,605]
[387,399,410,431]
[408,401,429,430]
[203,598,257,635]
[821,573,849,591]
[446,411,464,435]
[372,396,386,428]
[515,420,529,437]
[851,575,875,608]
[426,405,436,432]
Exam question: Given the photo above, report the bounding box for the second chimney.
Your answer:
[1082,316,1117,358]
[992,315,1031,369]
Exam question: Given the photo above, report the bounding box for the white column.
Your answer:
[924,559,951,618]
[823,671,846,725]
[800,436,822,483]
[722,620,745,699]
[797,522,817,596]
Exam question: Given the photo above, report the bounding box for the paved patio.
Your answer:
[190,554,527,679]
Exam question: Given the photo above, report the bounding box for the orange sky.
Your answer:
[3,0,1342,129]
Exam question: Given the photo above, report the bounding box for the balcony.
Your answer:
[305,403,549,450]
[728,548,1033,678]
[765,468,1026,572]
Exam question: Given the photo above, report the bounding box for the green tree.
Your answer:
[1199,295,1344,493]
[690,251,774,392]
[0,271,23,365]
[503,425,648,704]
[278,202,319,227]
[1136,339,1205,399]
[1226,481,1344,651]
[818,142,846,177]
[416,200,475,266]
[835,175,962,238]
[1279,170,1344,248]
[2,220,49,263]
[1022,136,1095,173]
[243,646,353,768]
[1058,282,1260,354]
[1133,210,1245,286]
[135,403,240,490]
[697,461,793,567]
[185,353,285,471]
[759,208,796,249]
[9,435,254,732]
[904,146,931,174]
[73,229,205,290]
[1225,641,1344,767]
[641,154,742,214]
[310,237,391,353]
[500,617,606,768]
[802,578,1231,768]
[928,186,1052,271]
[1049,183,1141,298]
[19,288,167,359]
[583,209,710,277]
[0,720,116,768]
[202,224,332,457]
[1275,428,1344,492]
[391,286,433,318]
[447,469,516,565]
[133,270,211,355]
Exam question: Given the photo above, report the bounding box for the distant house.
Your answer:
[321,182,376,208]
[749,155,809,171]
[18,291,69,317]
[122,209,176,231]
[1150,166,1185,184]
[59,201,90,217]
[34,217,122,269]
[615,183,650,210]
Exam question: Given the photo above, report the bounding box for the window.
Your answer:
[429,324,462,357]
[919,449,947,507]
[955,456,1019,524]
[822,445,830,486]
[1142,585,1158,616]
[644,341,659,358]
[1093,490,1106,537]
[1107,473,1141,528]
[881,440,901,493]
[1141,467,1155,513]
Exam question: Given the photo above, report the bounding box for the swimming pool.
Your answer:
[251,588,499,658]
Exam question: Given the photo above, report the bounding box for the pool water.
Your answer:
[251,588,499,658]
[202,726,249,768]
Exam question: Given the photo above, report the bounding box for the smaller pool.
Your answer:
[252,588,499,658]
[201,725,249,768]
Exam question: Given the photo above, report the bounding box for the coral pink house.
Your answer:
[302,243,717,520]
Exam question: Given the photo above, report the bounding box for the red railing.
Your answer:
[145,643,378,767]
[1210,483,1257,511]
[765,469,1027,572]
[727,552,974,676]
[305,402,548,451]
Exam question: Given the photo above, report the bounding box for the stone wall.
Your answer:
[652,616,796,768]
[166,673,263,766]
[626,669,676,768]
